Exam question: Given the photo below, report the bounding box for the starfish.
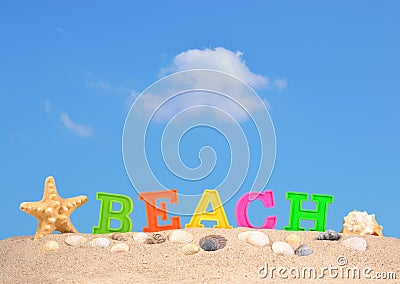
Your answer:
[20,176,88,240]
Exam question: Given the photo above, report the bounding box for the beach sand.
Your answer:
[1,228,399,283]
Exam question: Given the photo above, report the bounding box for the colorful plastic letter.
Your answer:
[139,189,181,232]
[185,189,233,229]
[235,190,276,229]
[92,192,133,234]
[284,191,334,232]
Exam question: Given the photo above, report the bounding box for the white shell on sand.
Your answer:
[343,237,367,251]
[90,237,110,248]
[169,230,193,244]
[272,241,294,256]
[43,240,59,251]
[111,243,130,253]
[245,231,270,247]
[238,231,252,241]
[64,235,87,247]
[133,232,148,243]
[285,234,301,250]
[181,243,200,255]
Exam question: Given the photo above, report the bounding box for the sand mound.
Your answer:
[1,228,399,283]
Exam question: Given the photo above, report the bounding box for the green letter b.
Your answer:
[92,192,133,234]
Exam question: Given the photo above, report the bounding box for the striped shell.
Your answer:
[181,243,200,255]
[64,235,87,247]
[43,240,59,251]
[199,235,227,251]
[111,233,126,241]
[90,237,110,248]
[133,232,148,243]
[245,231,270,247]
[145,233,166,244]
[169,230,193,244]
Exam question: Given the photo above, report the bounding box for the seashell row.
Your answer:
[169,230,193,244]
[245,231,269,247]
[199,235,227,251]
[285,234,301,250]
[145,233,167,244]
[181,243,200,255]
[64,235,87,247]
[343,237,367,251]
[295,245,313,256]
[90,237,110,248]
[317,230,341,241]
[43,240,59,251]
[133,232,148,243]
[272,241,294,256]
[111,233,126,241]
[342,210,383,236]
[111,243,130,253]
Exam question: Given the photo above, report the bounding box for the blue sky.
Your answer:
[1,1,399,239]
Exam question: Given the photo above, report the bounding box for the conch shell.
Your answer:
[341,210,383,236]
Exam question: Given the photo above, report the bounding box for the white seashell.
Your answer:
[64,235,87,247]
[238,231,252,242]
[90,237,110,248]
[343,237,367,251]
[342,210,383,236]
[285,234,301,250]
[111,243,130,253]
[43,240,59,251]
[245,231,270,247]
[272,241,294,256]
[169,230,193,244]
[133,232,148,243]
[181,243,200,255]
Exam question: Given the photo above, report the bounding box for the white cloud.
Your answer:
[126,90,140,109]
[44,100,52,113]
[60,114,93,137]
[86,80,111,91]
[160,47,268,88]
[130,47,284,123]
[274,79,288,90]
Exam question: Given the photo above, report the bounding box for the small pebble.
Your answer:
[133,232,148,243]
[245,231,270,247]
[272,241,294,256]
[43,240,59,251]
[285,234,301,250]
[64,235,87,247]
[295,245,313,256]
[111,233,126,241]
[111,243,130,253]
[343,237,367,251]
[317,230,341,241]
